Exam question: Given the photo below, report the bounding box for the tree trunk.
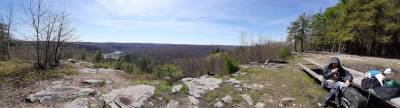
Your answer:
[294,39,298,52]
[300,39,304,52]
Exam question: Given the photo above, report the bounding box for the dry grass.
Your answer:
[235,56,326,108]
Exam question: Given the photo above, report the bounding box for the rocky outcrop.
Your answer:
[101,85,155,108]
[182,75,222,97]
[26,86,95,103]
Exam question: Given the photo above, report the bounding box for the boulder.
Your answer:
[188,96,199,105]
[255,102,265,108]
[221,95,233,104]
[167,100,179,108]
[182,75,222,97]
[101,85,155,108]
[241,94,253,105]
[214,101,224,108]
[26,86,95,103]
[63,98,89,108]
[171,84,183,93]
[82,79,105,86]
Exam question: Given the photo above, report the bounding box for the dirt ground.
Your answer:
[302,52,400,80]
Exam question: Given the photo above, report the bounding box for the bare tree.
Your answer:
[24,0,75,69]
[0,2,15,61]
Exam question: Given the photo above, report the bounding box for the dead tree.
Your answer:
[24,0,75,70]
[0,2,14,61]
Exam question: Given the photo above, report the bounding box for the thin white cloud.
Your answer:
[93,19,248,35]
[96,0,176,16]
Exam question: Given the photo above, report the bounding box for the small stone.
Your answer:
[167,100,179,108]
[171,84,183,93]
[241,94,253,105]
[148,102,154,106]
[188,96,199,105]
[280,97,295,106]
[221,95,233,104]
[214,101,224,108]
[255,102,265,108]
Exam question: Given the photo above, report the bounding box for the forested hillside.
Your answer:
[288,0,400,57]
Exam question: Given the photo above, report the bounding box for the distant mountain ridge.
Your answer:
[69,42,237,60]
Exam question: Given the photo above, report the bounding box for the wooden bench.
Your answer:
[298,58,400,107]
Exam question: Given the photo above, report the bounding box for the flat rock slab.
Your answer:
[101,85,155,108]
[26,86,95,103]
[63,98,89,108]
[79,68,124,74]
[225,78,241,85]
[82,79,106,86]
[79,68,97,74]
[182,75,222,97]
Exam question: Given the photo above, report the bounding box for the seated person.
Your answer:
[321,57,353,108]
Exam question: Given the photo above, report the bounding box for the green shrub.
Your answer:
[80,52,87,60]
[114,57,123,70]
[94,62,113,69]
[223,55,240,74]
[121,63,141,74]
[277,46,291,60]
[94,51,103,63]
[154,64,183,84]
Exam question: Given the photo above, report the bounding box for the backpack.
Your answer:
[361,77,381,89]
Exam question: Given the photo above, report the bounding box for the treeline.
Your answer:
[288,0,400,57]
[232,32,290,64]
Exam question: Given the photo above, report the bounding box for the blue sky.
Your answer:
[0,0,338,45]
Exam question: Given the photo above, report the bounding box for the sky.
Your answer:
[0,0,338,45]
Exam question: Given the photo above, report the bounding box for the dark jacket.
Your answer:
[323,57,353,82]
